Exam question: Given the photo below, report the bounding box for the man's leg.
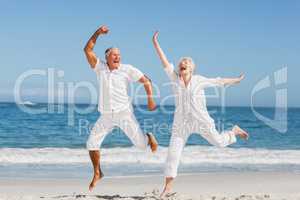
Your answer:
[118,111,158,152]
[146,132,158,152]
[88,150,103,191]
[86,116,112,191]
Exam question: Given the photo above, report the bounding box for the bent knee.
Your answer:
[86,140,99,150]
[86,133,101,150]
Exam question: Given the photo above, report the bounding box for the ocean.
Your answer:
[0,102,299,178]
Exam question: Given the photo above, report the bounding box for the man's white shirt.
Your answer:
[94,58,143,113]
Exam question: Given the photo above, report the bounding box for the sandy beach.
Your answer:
[1,172,300,200]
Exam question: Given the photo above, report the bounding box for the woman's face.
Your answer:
[178,59,194,76]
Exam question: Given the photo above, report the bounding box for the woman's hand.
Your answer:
[237,74,245,83]
[152,31,159,44]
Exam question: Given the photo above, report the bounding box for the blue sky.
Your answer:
[0,0,299,107]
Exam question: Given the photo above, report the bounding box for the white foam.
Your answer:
[18,101,36,106]
[0,146,300,165]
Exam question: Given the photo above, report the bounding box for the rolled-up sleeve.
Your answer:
[164,63,177,81]
[128,65,144,82]
[198,76,225,88]
[93,58,106,75]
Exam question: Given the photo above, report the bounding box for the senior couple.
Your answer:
[84,25,249,197]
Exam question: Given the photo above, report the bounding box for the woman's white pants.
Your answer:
[164,115,237,178]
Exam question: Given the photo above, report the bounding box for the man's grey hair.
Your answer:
[105,47,119,58]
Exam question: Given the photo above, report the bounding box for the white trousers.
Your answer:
[164,115,237,178]
[86,110,149,150]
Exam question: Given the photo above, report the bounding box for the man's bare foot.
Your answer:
[88,167,104,191]
[233,125,249,140]
[147,133,158,153]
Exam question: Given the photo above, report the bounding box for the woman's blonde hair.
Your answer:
[177,57,195,71]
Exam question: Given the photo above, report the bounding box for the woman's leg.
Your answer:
[160,177,175,198]
[196,121,248,148]
[161,134,187,197]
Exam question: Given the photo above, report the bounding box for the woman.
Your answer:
[152,31,249,197]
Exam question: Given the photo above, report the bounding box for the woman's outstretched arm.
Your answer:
[200,74,245,88]
[219,74,245,86]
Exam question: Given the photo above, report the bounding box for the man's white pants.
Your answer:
[86,110,149,150]
[164,115,237,178]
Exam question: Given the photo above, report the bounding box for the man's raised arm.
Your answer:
[84,25,109,68]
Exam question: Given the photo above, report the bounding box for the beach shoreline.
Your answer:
[1,172,300,200]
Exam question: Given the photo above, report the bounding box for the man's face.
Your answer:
[106,48,121,69]
[178,59,194,76]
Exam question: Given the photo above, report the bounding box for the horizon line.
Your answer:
[0,101,298,109]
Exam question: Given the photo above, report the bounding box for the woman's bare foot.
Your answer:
[147,133,158,153]
[160,177,174,198]
[89,167,104,191]
[232,125,249,140]
[160,184,172,198]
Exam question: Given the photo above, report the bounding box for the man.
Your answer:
[84,25,158,191]
[152,31,249,197]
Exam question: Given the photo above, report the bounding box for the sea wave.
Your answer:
[18,101,37,106]
[1,146,300,165]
